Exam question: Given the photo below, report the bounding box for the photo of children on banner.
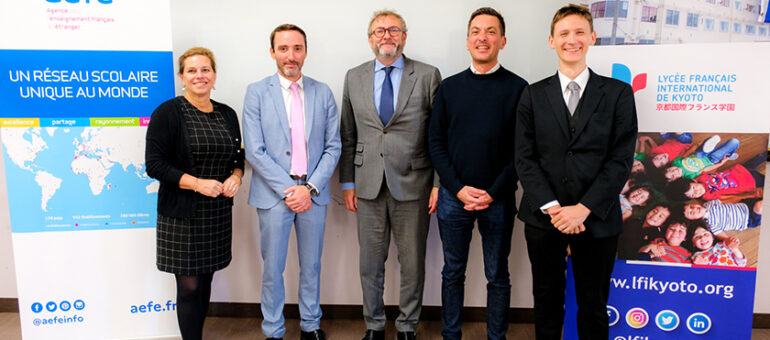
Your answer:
[616,132,767,268]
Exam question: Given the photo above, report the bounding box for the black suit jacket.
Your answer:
[514,69,638,238]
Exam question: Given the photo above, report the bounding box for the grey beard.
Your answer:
[374,44,401,59]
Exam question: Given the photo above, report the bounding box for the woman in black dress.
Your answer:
[145,47,244,340]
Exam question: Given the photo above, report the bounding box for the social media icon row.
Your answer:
[607,305,710,334]
[31,299,85,313]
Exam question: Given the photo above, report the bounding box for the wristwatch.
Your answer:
[305,183,319,196]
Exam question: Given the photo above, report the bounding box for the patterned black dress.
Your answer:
[156,99,236,275]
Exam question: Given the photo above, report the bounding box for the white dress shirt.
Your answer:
[557,67,590,115]
[277,73,306,128]
[277,73,314,188]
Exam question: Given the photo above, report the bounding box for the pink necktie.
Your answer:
[289,82,307,176]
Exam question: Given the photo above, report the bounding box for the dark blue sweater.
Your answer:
[429,67,527,200]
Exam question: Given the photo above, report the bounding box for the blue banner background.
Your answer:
[0,50,174,117]
[565,260,756,339]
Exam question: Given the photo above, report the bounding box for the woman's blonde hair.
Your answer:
[178,47,216,74]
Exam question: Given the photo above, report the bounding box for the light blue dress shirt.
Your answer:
[373,55,404,114]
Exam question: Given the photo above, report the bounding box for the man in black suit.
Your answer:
[514,5,637,339]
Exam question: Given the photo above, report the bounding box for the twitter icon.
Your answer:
[656,310,680,332]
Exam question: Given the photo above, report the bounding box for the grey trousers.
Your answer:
[357,184,430,332]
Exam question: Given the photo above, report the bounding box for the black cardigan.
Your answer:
[145,96,245,218]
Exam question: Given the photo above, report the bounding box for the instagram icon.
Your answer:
[625,308,649,329]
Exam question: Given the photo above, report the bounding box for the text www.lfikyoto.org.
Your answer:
[611,275,734,299]
[33,314,84,326]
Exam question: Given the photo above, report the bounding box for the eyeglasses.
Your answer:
[371,26,402,38]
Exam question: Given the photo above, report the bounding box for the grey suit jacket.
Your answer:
[339,56,441,201]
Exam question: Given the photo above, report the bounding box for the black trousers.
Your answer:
[524,224,619,340]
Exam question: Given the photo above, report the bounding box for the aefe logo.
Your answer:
[46,0,113,4]
[611,63,647,93]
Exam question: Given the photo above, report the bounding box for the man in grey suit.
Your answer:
[339,9,441,340]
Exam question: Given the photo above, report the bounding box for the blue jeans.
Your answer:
[437,186,514,340]
[695,137,739,164]
[660,132,692,144]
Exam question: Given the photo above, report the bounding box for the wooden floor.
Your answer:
[2,313,769,339]
[201,317,536,339]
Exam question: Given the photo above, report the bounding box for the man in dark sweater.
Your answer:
[428,7,527,340]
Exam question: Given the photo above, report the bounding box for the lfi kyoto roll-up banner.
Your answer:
[0,0,177,339]
[564,42,770,340]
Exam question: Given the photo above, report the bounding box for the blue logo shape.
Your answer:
[612,63,632,85]
[687,312,712,334]
[610,63,647,93]
[59,300,71,312]
[45,0,113,4]
[45,301,57,312]
[73,299,85,311]
[606,305,620,326]
[655,310,680,331]
[31,303,43,313]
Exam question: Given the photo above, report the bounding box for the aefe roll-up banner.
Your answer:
[0,0,177,338]
[565,42,769,340]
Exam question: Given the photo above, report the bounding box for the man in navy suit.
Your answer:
[242,24,340,340]
[514,5,638,339]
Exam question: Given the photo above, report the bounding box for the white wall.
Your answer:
[166,0,564,309]
[2,0,768,314]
